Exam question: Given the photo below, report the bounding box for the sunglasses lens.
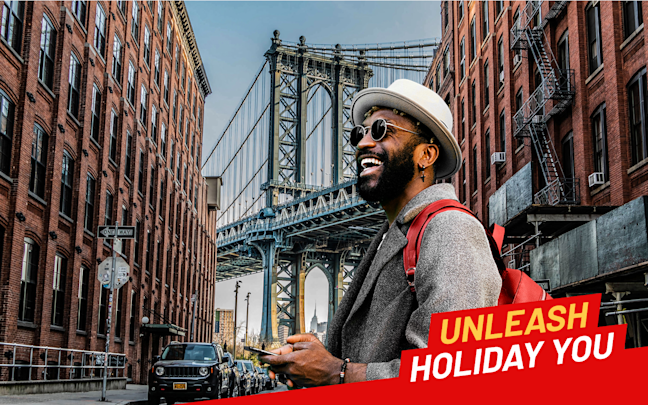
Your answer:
[371,119,387,142]
[350,126,365,147]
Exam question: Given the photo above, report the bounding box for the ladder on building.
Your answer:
[510,0,576,205]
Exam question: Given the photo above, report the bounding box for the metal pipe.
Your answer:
[600,298,648,307]
[605,307,648,316]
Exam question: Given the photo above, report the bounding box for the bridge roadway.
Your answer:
[215,180,384,282]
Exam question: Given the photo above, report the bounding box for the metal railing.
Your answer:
[534,178,580,205]
[0,342,126,382]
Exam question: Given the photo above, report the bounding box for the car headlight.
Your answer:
[155,366,164,376]
[199,367,209,377]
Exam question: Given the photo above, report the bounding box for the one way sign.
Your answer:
[97,226,136,239]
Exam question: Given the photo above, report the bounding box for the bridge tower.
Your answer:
[258,31,373,343]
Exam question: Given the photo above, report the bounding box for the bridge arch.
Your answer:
[305,82,334,187]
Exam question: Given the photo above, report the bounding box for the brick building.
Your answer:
[0,0,217,383]
[213,308,234,351]
[426,1,648,347]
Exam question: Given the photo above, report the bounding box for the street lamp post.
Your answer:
[244,292,250,346]
[233,281,241,359]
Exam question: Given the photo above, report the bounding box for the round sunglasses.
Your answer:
[350,119,421,147]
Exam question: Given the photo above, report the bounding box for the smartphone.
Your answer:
[244,346,278,356]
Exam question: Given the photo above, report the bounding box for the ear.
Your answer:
[415,143,440,168]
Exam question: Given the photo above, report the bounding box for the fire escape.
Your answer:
[510,1,576,206]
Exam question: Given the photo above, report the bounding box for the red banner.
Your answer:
[198,295,647,404]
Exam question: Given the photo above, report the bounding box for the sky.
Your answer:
[186,1,442,340]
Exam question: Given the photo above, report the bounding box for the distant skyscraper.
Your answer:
[310,307,319,333]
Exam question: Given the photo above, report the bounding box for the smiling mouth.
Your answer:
[359,157,383,175]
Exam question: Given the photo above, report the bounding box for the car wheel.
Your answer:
[147,394,160,405]
[231,383,239,398]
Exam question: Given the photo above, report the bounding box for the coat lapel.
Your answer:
[344,224,409,323]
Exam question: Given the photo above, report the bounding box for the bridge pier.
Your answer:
[258,241,279,344]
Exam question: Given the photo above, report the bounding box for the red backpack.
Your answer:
[403,199,551,305]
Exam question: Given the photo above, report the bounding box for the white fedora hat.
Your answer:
[351,79,461,180]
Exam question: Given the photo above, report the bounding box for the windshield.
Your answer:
[236,362,246,372]
[243,361,254,371]
[161,345,216,362]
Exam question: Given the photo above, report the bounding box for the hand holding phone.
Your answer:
[244,346,278,356]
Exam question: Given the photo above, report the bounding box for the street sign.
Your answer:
[97,226,136,239]
[97,257,130,289]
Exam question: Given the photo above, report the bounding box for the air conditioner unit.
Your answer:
[491,152,506,165]
[499,70,505,83]
[532,115,544,124]
[588,172,605,187]
[513,54,522,65]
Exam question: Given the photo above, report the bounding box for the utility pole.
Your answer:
[244,292,251,346]
[233,281,241,359]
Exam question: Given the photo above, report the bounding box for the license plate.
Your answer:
[173,382,187,390]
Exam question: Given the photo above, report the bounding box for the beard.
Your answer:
[357,138,420,203]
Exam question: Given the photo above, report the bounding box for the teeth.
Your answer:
[360,158,383,169]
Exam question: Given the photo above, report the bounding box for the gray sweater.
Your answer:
[327,184,501,380]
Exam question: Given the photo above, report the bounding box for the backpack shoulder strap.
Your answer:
[403,199,475,292]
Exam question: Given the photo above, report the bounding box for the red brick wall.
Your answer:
[0,1,217,384]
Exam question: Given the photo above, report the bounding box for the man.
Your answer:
[261,79,501,386]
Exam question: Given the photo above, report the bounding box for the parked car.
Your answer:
[148,342,231,405]
[241,360,261,393]
[258,366,276,390]
[222,353,241,397]
[234,360,253,396]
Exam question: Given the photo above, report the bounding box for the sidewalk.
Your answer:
[0,384,147,405]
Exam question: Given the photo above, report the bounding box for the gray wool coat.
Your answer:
[327,184,501,380]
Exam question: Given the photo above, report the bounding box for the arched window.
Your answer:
[29,124,48,198]
[0,89,15,175]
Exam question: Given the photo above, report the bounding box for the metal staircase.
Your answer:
[510,1,577,205]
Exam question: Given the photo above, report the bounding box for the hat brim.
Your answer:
[351,88,461,180]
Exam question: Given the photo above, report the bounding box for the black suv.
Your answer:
[222,353,242,397]
[148,342,231,404]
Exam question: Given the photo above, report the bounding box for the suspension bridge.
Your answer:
[202,31,439,342]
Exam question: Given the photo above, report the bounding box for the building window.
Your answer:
[60,152,74,217]
[181,61,185,90]
[471,80,476,125]
[114,289,122,338]
[19,238,39,322]
[179,105,184,137]
[2,0,25,55]
[104,190,113,225]
[586,2,602,74]
[112,34,122,82]
[443,44,449,78]
[131,0,139,42]
[51,255,67,327]
[460,98,465,141]
[443,1,448,28]
[472,146,478,194]
[149,166,155,206]
[495,1,503,16]
[127,62,136,106]
[557,30,570,81]
[125,131,133,179]
[515,89,524,148]
[154,49,160,86]
[482,1,489,39]
[159,178,165,213]
[628,69,648,165]
[151,105,158,143]
[143,25,150,66]
[484,130,490,179]
[562,132,575,180]
[134,220,141,266]
[175,44,179,72]
[484,60,489,109]
[499,109,506,152]
[38,15,56,90]
[460,37,465,80]
[117,0,126,15]
[470,17,476,62]
[458,1,463,22]
[109,110,118,162]
[146,232,152,272]
[461,160,466,203]
[91,85,101,141]
[176,152,180,178]
[68,54,81,119]
[98,287,107,335]
[29,124,47,198]
[170,141,175,171]
[138,149,144,193]
[497,36,504,86]
[166,22,172,52]
[173,90,177,121]
[77,265,89,331]
[591,103,608,181]
[140,85,148,126]
[84,174,96,231]
[164,70,169,104]
[160,122,167,157]
[94,3,106,57]
[157,0,163,32]
[624,1,642,39]
[129,290,136,340]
